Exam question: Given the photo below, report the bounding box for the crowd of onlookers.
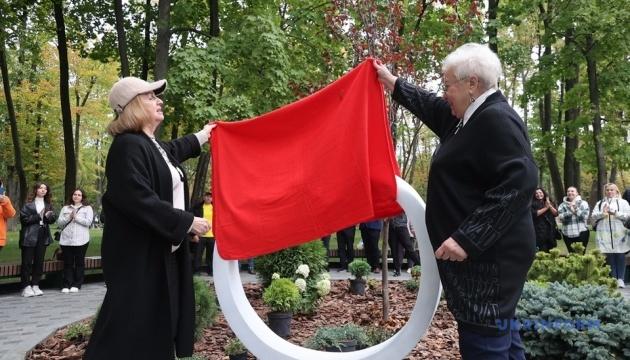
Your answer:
[532,184,630,288]
[0,180,94,297]
[1,178,629,297]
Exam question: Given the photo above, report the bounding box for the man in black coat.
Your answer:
[375,43,538,359]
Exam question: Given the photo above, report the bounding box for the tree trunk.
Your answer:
[34,101,42,181]
[191,151,210,205]
[381,220,390,321]
[538,1,563,200]
[74,76,96,172]
[584,35,606,201]
[563,30,580,191]
[609,163,617,183]
[189,0,221,203]
[487,0,499,54]
[153,0,171,138]
[154,0,170,81]
[113,0,130,77]
[141,0,152,80]
[209,0,219,36]
[53,0,77,201]
[0,30,27,207]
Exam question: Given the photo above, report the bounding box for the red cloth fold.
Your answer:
[211,59,401,260]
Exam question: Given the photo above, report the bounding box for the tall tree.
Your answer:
[154,0,170,80]
[0,11,27,206]
[538,1,563,201]
[487,0,499,54]
[113,0,130,77]
[53,0,77,200]
[141,0,152,79]
[583,33,606,200]
[562,28,580,190]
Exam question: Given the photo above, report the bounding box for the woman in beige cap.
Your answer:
[85,77,214,360]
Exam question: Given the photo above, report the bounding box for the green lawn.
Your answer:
[0,229,103,264]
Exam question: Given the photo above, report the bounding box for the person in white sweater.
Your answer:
[57,189,94,293]
[591,183,630,288]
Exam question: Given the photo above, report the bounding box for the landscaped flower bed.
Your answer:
[26,280,460,359]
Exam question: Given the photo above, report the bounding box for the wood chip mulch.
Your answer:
[27,280,460,359]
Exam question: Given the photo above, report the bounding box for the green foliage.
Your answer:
[64,322,91,341]
[176,355,207,360]
[404,279,419,292]
[256,241,327,286]
[527,247,617,291]
[193,276,219,341]
[262,278,301,313]
[517,282,630,359]
[364,326,394,347]
[410,265,421,279]
[348,259,371,279]
[305,324,369,351]
[224,338,247,356]
[256,241,328,315]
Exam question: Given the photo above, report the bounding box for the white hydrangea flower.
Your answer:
[316,279,331,296]
[295,264,310,278]
[271,273,280,280]
[320,272,331,280]
[295,278,307,292]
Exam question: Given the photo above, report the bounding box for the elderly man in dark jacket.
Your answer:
[375,43,538,359]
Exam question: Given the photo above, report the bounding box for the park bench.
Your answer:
[0,256,102,278]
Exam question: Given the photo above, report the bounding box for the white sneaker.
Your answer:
[61,288,70,293]
[32,285,44,296]
[617,279,625,288]
[69,287,79,293]
[22,286,35,298]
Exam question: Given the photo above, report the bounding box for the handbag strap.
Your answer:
[59,205,84,232]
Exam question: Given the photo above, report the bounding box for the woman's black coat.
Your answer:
[19,202,56,247]
[85,132,200,359]
[531,200,557,251]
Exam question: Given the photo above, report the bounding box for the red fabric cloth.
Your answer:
[211,59,401,260]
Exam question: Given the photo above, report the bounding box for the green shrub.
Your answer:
[527,247,617,291]
[224,338,247,355]
[348,259,371,279]
[364,326,394,347]
[305,324,369,351]
[177,355,207,360]
[256,241,327,286]
[517,281,630,359]
[410,265,421,279]
[262,278,302,312]
[64,322,91,341]
[404,279,419,292]
[256,241,328,314]
[193,276,219,341]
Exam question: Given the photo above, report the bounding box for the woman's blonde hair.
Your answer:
[106,96,150,136]
[604,183,620,196]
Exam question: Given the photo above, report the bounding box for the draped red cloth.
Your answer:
[211,59,401,259]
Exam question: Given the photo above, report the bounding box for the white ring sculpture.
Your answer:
[213,176,442,359]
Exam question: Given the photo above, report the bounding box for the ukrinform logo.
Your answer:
[496,318,601,331]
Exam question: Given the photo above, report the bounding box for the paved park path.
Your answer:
[0,270,410,360]
[0,271,628,360]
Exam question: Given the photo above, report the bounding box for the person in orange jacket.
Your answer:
[0,178,17,251]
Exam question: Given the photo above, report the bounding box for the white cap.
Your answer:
[108,77,167,114]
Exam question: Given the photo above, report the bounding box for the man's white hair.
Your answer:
[442,43,503,90]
